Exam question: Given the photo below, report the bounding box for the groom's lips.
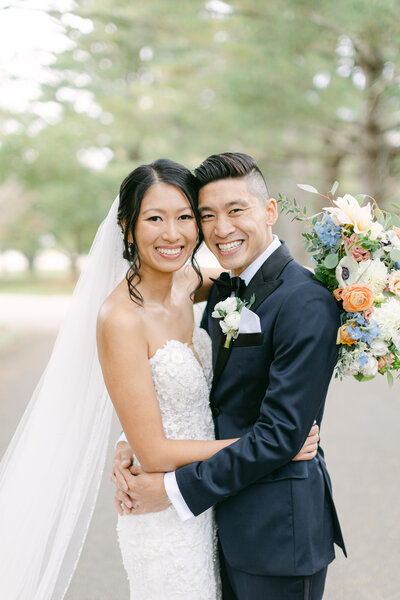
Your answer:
[216,240,244,256]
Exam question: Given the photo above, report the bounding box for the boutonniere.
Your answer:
[212,294,256,348]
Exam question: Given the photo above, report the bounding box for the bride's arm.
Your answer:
[97,306,238,473]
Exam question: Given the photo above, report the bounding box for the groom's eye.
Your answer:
[229,208,243,214]
[201,213,214,220]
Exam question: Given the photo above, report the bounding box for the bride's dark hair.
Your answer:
[117,158,203,305]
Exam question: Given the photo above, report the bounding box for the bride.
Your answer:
[0,158,316,600]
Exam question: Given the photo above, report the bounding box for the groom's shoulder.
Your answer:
[280,259,337,308]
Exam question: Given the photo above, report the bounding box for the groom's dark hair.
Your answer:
[193,152,269,204]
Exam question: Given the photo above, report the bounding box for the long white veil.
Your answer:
[0,197,128,599]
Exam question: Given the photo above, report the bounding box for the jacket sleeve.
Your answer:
[175,284,340,516]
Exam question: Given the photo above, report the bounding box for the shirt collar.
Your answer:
[237,235,281,286]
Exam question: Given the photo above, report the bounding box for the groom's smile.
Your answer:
[198,178,278,275]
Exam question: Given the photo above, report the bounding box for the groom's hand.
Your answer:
[111,441,136,515]
[292,423,319,462]
[125,466,171,515]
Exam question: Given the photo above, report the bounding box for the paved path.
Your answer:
[1,318,399,598]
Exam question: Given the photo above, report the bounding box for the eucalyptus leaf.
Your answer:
[356,194,367,205]
[330,181,339,195]
[297,184,319,194]
[375,206,385,225]
[354,373,375,382]
[390,249,400,263]
[387,371,394,388]
[324,253,339,269]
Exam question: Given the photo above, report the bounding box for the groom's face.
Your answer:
[198,178,277,276]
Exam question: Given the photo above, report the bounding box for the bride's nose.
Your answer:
[161,219,180,243]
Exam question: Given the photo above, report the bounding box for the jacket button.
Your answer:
[212,407,220,417]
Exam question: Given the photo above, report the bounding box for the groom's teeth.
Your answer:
[218,241,243,251]
[156,247,182,256]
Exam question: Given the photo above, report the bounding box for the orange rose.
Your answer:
[336,324,357,346]
[341,285,375,312]
[388,270,400,296]
[393,226,400,241]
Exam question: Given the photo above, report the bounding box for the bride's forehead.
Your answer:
[141,183,190,209]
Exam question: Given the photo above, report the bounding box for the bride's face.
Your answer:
[134,182,198,274]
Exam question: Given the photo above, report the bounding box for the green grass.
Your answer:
[0,272,76,295]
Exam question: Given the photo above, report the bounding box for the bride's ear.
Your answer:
[120,220,133,243]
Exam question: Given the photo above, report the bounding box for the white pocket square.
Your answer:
[238,306,261,334]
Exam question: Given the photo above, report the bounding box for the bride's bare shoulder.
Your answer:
[97,282,144,343]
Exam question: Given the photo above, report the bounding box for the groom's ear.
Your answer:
[265,198,278,226]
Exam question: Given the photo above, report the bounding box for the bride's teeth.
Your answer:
[219,241,243,251]
[156,247,182,256]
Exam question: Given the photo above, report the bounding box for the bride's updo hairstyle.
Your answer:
[118,158,203,305]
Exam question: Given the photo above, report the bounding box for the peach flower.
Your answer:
[336,324,357,346]
[341,285,375,312]
[393,226,400,241]
[343,233,370,262]
[388,270,400,296]
[378,353,395,372]
[363,307,374,320]
[334,287,343,300]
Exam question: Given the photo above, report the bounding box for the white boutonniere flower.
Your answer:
[212,294,255,348]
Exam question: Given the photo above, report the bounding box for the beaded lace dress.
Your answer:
[117,327,221,600]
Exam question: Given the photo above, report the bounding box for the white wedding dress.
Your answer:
[117,327,222,600]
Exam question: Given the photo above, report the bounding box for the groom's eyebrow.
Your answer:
[198,199,248,213]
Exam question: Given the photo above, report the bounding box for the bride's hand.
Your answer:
[126,466,172,515]
[292,423,319,462]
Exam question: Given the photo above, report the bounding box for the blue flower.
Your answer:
[360,320,380,344]
[358,353,369,367]
[347,324,362,340]
[314,214,342,248]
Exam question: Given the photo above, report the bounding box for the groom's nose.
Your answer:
[213,214,236,238]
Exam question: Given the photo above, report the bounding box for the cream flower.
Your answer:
[211,296,237,317]
[374,296,400,349]
[357,259,388,294]
[326,195,374,234]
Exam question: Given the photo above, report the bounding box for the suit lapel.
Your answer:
[211,242,294,397]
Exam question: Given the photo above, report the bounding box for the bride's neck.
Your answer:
[137,266,175,306]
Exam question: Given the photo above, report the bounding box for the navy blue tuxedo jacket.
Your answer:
[175,242,346,576]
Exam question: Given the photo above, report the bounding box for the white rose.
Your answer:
[360,355,379,377]
[369,338,389,357]
[222,311,241,332]
[381,229,400,250]
[217,297,238,315]
[326,195,374,234]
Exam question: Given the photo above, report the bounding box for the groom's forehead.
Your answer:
[198,178,252,208]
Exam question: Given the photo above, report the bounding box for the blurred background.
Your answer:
[1,1,399,598]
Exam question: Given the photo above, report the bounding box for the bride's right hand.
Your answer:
[110,441,135,515]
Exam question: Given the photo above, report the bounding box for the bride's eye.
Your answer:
[179,214,194,220]
[147,216,162,222]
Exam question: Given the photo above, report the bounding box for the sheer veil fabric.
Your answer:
[0,197,128,599]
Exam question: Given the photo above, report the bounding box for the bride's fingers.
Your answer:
[303,433,319,448]
[115,489,134,513]
[307,424,319,439]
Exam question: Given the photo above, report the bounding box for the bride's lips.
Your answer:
[216,240,244,256]
[155,245,184,259]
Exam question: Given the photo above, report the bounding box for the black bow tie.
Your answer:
[211,272,247,300]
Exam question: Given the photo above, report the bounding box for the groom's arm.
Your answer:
[173,284,339,517]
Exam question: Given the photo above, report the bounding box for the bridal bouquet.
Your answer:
[278,184,400,385]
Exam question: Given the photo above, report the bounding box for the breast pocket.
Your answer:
[233,332,264,348]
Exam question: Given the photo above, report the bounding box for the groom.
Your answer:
[113,153,346,599]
